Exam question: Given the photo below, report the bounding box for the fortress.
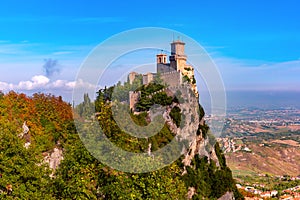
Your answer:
[129,39,198,110]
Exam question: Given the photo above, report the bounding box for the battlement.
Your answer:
[161,70,180,75]
[143,73,155,85]
[161,71,182,87]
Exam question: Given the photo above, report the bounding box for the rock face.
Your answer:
[49,148,63,170]
[162,85,199,138]
[161,85,217,167]
[18,121,31,149]
[43,147,64,177]
[218,192,235,200]
[160,85,234,199]
[187,187,196,199]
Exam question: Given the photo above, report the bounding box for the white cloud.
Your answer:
[0,75,96,92]
[0,81,11,90]
[51,80,68,88]
[49,79,95,90]
[15,75,50,90]
[32,75,50,85]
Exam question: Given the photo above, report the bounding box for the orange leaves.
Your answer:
[0,91,74,147]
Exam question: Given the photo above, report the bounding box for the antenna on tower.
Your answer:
[173,33,175,42]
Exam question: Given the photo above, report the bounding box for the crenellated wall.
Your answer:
[161,70,182,87]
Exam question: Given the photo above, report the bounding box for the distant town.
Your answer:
[208,107,300,138]
[209,107,300,199]
[237,179,300,200]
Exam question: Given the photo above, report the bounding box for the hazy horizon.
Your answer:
[199,90,300,115]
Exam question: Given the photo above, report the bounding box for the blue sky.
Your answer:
[0,0,300,101]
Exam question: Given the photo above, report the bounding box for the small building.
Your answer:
[142,72,155,85]
[128,72,139,84]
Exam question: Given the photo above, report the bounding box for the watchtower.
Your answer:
[169,39,187,71]
[156,53,167,64]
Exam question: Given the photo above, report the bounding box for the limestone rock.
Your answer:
[218,192,235,200]
[43,147,64,177]
[187,187,196,199]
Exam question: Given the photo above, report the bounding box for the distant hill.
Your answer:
[226,142,300,176]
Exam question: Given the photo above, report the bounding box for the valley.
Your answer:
[215,107,300,199]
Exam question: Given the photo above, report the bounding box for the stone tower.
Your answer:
[157,53,175,73]
[169,39,198,97]
[156,53,167,64]
[170,40,187,72]
[128,72,138,84]
[129,91,141,111]
[142,73,154,85]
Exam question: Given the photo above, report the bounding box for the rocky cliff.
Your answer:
[145,84,241,199]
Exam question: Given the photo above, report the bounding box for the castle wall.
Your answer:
[142,73,155,85]
[161,71,182,87]
[157,63,175,74]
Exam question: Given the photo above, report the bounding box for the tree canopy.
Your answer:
[0,90,243,199]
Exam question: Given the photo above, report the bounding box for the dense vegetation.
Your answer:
[0,91,74,199]
[0,89,242,199]
[235,172,300,196]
